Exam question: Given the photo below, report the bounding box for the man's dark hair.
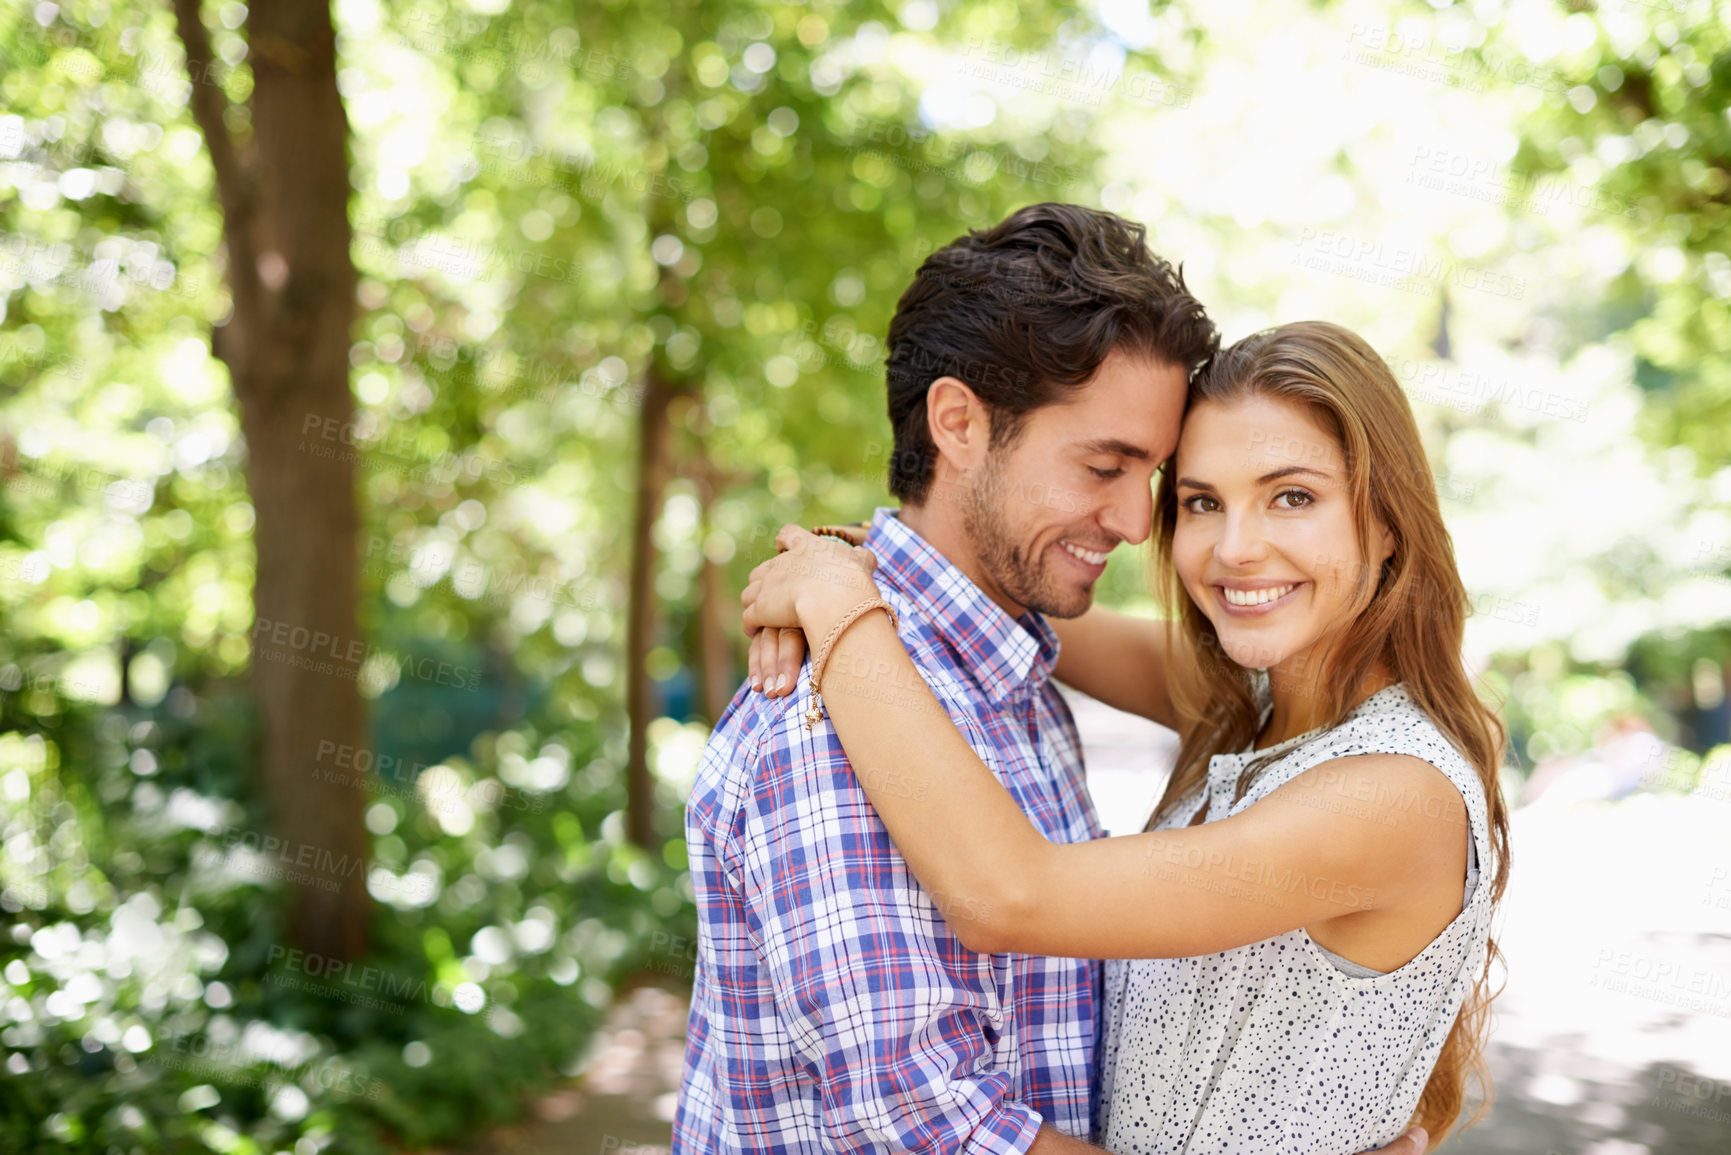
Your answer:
[883,202,1217,504]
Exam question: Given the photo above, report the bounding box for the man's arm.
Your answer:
[1048,605,1181,731]
[727,708,1053,1154]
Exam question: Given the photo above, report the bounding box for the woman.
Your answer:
[739,321,1510,1152]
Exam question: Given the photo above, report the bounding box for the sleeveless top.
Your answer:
[1093,679,1495,1154]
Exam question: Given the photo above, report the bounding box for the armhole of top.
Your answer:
[1239,701,1494,892]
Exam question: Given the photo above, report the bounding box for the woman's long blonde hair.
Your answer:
[1146,321,1511,1140]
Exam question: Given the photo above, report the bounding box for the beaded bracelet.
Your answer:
[803,595,899,731]
[808,523,870,547]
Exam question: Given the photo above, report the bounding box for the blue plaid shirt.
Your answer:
[673,507,1106,1155]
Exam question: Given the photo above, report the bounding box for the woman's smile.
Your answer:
[1214,580,1307,616]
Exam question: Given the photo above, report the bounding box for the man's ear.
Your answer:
[926,375,991,475]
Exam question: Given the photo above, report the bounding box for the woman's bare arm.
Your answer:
[1049,605,1179,730]
[743,528,1463,961]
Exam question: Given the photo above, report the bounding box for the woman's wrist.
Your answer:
[796,573,877,640]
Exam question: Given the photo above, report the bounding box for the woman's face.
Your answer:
[1170,395,1393,682]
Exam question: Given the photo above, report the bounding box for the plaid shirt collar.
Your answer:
[863,506,1060,707]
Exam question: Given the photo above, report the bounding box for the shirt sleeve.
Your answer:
[723,704,1046,1155]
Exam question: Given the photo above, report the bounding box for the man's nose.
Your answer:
[1098,479,1156,546]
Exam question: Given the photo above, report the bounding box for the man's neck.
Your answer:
[894,500,1028,621]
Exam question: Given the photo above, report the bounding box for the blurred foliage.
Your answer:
[1491,0,1728,467]
[0,680,693,1152]
[1472,0,1730,760]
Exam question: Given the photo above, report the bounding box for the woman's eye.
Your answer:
[1180,494,1218,513]
[1088,466,1123,480]
[1276,489,1314,509]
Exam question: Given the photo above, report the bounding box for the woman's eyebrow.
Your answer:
[1176,465,1335,491]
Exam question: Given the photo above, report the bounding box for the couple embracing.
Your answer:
[672,203,1509,1154]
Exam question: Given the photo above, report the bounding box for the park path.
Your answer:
[453,981,684,1155]
[462,690,1731,1155]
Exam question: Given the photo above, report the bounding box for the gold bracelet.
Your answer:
[803,595,899,731]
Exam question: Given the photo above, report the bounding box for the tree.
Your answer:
[170,0,369,959]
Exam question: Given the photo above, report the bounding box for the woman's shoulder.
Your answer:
[1254,684,1486,807]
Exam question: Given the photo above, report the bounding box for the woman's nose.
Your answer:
[1215,512,1269,567]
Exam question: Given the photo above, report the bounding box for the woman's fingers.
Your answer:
[774,628,807,695]
[748,629,773,692]
[743,627,808,695]
[740,579,767,636]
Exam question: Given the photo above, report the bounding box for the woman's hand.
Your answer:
[742,525,879,695]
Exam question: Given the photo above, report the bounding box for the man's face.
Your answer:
[957,350,1189,619]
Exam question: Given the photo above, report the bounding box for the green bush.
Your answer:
[0,679,696,1154]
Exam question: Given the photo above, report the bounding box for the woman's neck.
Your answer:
[1256,663,1399,750]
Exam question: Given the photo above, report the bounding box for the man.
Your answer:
[673,204,1429,1154]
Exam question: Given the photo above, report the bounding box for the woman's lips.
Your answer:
[1214,582,1305,617]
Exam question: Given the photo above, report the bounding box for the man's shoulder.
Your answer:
[690,591,981,821]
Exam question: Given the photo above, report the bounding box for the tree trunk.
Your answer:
[173,0,370,960]
[624,369,679,850]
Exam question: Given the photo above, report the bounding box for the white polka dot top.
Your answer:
[1093,678,1495,1154]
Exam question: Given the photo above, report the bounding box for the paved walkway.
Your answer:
[465,692,1731,1154]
